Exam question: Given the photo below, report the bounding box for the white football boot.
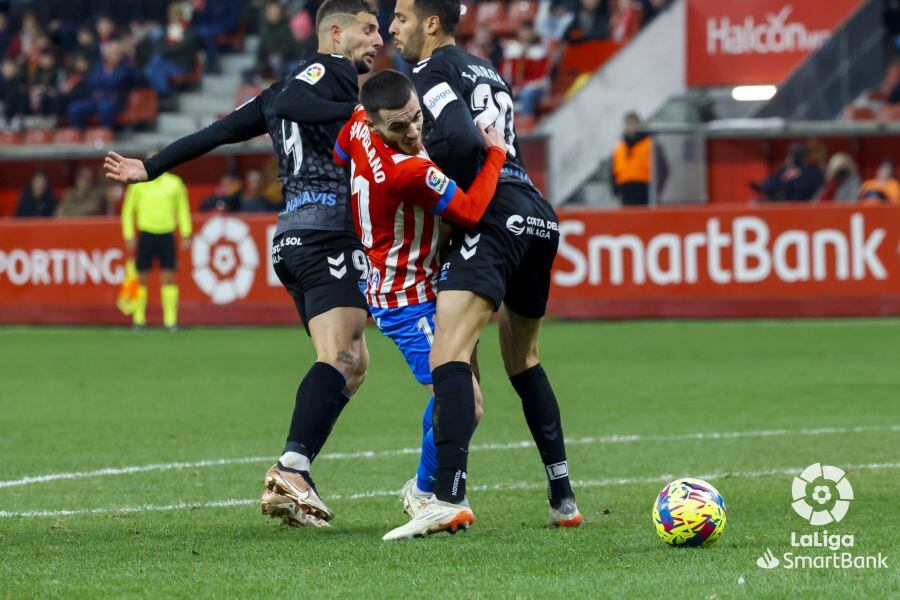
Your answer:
[383,496,475,541]
[399,477,430,519]
[548,497,584,527]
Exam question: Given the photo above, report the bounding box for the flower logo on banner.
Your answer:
[192,217,259,304]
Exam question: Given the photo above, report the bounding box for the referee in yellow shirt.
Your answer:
[121,169,192,331]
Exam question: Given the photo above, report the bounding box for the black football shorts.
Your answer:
[136,231,177,271]
[438,181,559,319]
[272,229,368,334]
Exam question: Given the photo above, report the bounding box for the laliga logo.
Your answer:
[791,463,853,526]
[506,215,525,236]
[192,217,259,304]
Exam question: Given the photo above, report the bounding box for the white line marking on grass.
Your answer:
[2,461,898,519]
[1,425,896,490]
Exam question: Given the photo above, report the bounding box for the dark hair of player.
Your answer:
[359,70,417,120]
[315,0,378,26]
[411,0,460,35]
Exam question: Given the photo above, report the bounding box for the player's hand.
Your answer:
[479,125,506,152]
[180,236,192,251]
[104,151,148,184]
[125,239,136,256]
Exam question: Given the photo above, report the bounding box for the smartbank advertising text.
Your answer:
[1,206,899,324]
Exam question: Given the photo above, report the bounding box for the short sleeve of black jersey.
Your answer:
[414,60,484,189]
[272,56,358,124]
[143,93,268,180]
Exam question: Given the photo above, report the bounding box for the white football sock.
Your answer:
[279,451,311,472]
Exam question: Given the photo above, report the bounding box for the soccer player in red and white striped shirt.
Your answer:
[334,69,505,521]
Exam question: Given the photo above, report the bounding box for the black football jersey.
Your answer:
[263,54,358,236]
[145,52,358,236]
[410,45,530,191]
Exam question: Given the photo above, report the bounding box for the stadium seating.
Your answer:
[22,129,52,145]
[170,55,205,90]
[83,127,114,146]
[117,89,160,127]
[490,0,539,38]
[54,128,84,144]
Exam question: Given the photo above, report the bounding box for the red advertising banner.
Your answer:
[549,205,900,318]
[1,206,899,324]
[686,0,863,87]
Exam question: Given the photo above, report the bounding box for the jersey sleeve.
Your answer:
[143,93,268,180]
[272,60,357,124]
[174,176,192,238]
[414,63,484,188]
[399,146,506,229]
[121,184,138,241]
[334,106,364,166]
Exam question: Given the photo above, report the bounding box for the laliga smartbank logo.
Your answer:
[755,463,888,571]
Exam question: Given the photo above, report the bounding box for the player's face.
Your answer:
[373,92,424,155]
[342,12,383,74]
[389,0,426,64]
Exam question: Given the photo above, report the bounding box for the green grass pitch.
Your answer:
[0,319,898,598]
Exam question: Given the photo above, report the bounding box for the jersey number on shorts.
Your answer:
[416,316,434,346]
[282,120,304,175]
[470,83,516,157]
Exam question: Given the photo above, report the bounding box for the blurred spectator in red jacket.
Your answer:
[192,0,241,74]
[814,153,861,202]
[66,39,134,128]
[59,53,92,114]
[15,170,58,218]
[610,0,642,42]
[144,3,200,97]
[501,21,550,117]
[751,143,824,202]
[565,0,611,43]
[858,158,900,205]
[5,11,41,62]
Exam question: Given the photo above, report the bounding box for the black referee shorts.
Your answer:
[136,231,177,271]
[438,181,559,319]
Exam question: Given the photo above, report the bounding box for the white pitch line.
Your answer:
[0,425,896,490]
[2,461,898,519]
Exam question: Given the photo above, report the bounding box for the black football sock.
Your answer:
[431,361,476,504]
[283,362,348,461]
[510,364,574,507]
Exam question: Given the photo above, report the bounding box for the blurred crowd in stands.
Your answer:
[13,160,287,217]
[751,142,898,206]
[0,0,246,131]
[0,0,675,133]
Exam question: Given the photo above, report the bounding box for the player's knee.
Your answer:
[322,348,360,379]
[473,400,484,424]
[345,368,366,396]
[503,350,540,377]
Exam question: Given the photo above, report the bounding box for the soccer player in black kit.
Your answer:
[104,0,382,528]
[382,0,583,539]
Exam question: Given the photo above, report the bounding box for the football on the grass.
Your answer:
[652,478,727,547]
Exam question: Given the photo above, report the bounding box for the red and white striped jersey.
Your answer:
[335,107,452,308]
